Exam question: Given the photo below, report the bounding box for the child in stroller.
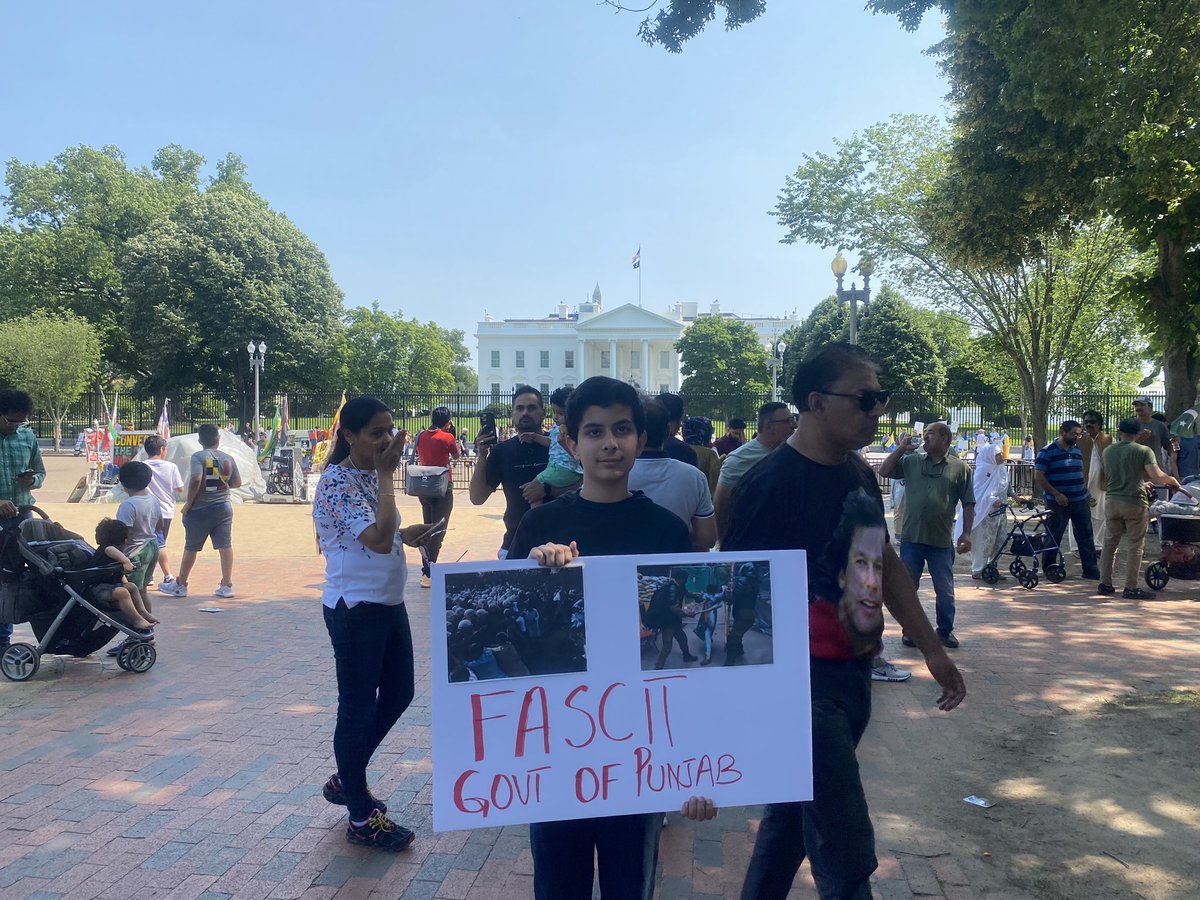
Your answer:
[91,518,157,633]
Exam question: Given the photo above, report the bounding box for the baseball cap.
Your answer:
[1118,418,1141,435]
[1132,396,1153,407]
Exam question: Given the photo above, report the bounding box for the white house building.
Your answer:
[475,286,798,403]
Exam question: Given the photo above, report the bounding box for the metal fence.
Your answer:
[30,387,1168,445]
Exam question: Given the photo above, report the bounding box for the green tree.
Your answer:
[120,189,345,396]
[779,296,845,397]
[602,0,766,51]
[439,327,478,392]
[856,285,944,397]
[342,304,457,396]
[676,316,770,399]
[869,0,1200,416]
[0,311,101,449]
[773,115,1138,444]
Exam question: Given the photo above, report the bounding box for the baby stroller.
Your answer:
[0,507,157,681]
[979,502,1067,590]
[1144,482,1200,590]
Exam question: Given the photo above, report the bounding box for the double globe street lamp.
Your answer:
[766,338,787,402]
[831,251,874,345]
[247,340,267,440]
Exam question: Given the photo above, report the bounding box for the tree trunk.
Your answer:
[1156,230,1199,418]
[1029,381,1051,448]
[51,410,64,452]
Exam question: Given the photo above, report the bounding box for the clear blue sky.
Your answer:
[3,1,947,361]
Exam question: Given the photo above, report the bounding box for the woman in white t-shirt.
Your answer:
[312,396,436,852]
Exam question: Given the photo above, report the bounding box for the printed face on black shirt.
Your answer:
[837,524,885,646]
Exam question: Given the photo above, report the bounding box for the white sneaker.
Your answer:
[871,660,912,682]
[158,581,188,597]
[213,584,235,599]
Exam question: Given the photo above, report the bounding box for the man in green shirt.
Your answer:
[1099,418,1180,599]
[879,422,974,648]
[0,388,47,649]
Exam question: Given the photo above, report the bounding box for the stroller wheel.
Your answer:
[1,643,40,681]
[981,564,1000,585]
[1009,559,1028,578]
[1046,563,1067,584]
[119,641,156,674]
[1019,570,1039,590]
[1146,561,1169,591]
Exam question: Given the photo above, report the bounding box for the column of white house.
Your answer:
[576,339,586,382]
[673,345,681,391]
[641,339,650,388]
[609,339,618,378]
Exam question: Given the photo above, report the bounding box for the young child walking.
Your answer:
[90,518,157,632]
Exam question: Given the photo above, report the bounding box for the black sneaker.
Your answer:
[901,635,916,648]
[323,774,387,814]
[345,811,415,851]
[1097,583,1116,595]
[1123,588,1158,600]
[939,632,960,649]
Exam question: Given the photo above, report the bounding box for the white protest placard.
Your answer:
[431,550,810,831]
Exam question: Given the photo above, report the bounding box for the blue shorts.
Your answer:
[154,517,173,549]
[182,503,233,552]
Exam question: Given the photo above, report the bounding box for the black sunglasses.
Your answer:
[820,390,891,412]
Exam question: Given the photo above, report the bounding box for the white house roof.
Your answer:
[573,303,683,333]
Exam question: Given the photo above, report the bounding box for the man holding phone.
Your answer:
[469,385,549,558]
[0,389,46,649]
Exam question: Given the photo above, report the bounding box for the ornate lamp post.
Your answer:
[765,338,788,402]
[832,251,874,345]
[246,340,267,439]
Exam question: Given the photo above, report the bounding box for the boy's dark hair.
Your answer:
[431,406,452,428]
[198,423,221,448]
[144,435,167,456]
[565,376,645,441]
[0,389,33,415]
[726,417,746,430]
[549,387,573,408]
[820,488,886,601]
[95,517,129,549]
[757,402,789,429]
[512,384,543,406]
[658,393,684,423]
[792,343,878,413]
[118,459,153,491]
[642,398,669,449]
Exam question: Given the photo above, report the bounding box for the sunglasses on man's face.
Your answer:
[820,390,891,412]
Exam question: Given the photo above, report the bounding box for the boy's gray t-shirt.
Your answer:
[117,493,161,555]
[189,449,239,508]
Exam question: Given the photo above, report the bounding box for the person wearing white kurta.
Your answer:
[970,440,1010,576]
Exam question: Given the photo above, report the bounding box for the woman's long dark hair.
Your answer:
[327,396,391,466]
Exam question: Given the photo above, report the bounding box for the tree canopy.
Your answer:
[342,303,458,396]
[676,315,770,398]
[603,0,767,52]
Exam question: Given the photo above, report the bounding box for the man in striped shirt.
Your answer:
[1034,421,1100,581]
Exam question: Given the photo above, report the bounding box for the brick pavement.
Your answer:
[2,493,1198,899]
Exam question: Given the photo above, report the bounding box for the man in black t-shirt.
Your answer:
[469,385,550,557]
[725,343,966,900]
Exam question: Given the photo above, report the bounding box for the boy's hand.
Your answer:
[679,796,718,821]
[528,542,578,567]
[520,479,545,505]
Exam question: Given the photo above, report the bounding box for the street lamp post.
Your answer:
[832,251,874,345]
[765,338,788,402]
[246,340,267,439]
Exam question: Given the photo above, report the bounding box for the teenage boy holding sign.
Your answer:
[507,375,716,900]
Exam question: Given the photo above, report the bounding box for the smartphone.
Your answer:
[15,470,34,479]
[427,516,447,533]
[479,411,496,433]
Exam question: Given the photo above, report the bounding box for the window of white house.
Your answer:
[490,383,501,402]
[630,350,641,370]
[515,350,525,368]
[490,350,500,368]
[540,383,550,397]
[539,350,550,368]
[600,350,611,369]
[659,350,670,370]
[564,350,575,369]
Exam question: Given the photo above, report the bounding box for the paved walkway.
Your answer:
[2,486,1199,899]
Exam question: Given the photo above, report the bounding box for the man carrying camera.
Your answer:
[468,385,549,558]
[0,389,46,649]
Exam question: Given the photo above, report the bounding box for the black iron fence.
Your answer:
[30,387,1168,445]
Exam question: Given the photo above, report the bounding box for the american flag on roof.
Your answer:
[632,247,640,269]
[156,398,171,440]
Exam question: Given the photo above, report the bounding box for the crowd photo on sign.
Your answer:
[443,566,586,682]
[637,560,774,670]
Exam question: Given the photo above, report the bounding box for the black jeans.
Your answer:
[419,490,454,576]
[323,600,415,822]
[741,658,876,900]
[1044,498,1100,577]
[530,812,662,900]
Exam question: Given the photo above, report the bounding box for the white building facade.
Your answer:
[475,287,798,402]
